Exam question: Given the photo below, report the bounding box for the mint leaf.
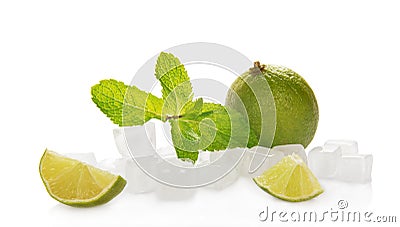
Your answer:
[181,98,203,119]
[193,103,258,150]
[175,147,199,164]
[155,52,193,99]
[155,52,193,116]
[91,79,164,126]
[170,101,258,162]
[170,120,201,163]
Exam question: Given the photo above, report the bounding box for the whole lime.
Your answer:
[225,62,318,148]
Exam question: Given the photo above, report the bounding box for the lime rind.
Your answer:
[39,149,126,207]
[253,154,323,202]
[253,178,324,202]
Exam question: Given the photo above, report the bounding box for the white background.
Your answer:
[1,0,400,226]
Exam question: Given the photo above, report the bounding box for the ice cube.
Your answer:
[207,148,243,190]
[243,146,284,177]
[64,153,97,166]
[113,158,128,177]
[336,154,373,183]
[156,149,211,167]
[156,145,176,160]
[125,156,158,194]
[308,145,342,178]
[113,122,157,158]
[324,140,358,154]
[209,167,240,190]
[209,150,225,163]
[241,146,268,175]
[196,151,210,167]
[130,150,236,188]
[97,158,116,171]
[308,140,373,183]
[96,158,127,177]
[113,128,130,157]
[154,156,201,188]
[161,155,195,168]
[271,144,307,164]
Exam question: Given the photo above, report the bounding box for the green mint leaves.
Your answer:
[171,101,258,162]
[155,52,193,101]
[91,52,257,163]
[91,79,164,126]
[156,52,193,117]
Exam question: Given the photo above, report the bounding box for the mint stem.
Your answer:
[166,115,183,120]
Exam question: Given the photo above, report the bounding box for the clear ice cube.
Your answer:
[241,146,270,173]
[157,145,209,162]
[308,145,342,178]
[161,155,195,168]
[308,140,373,183]
[113,158,128,177]
[64,153,97,166]
[125,156,158,194]
[97,158,116,171]
[207,148,243,190]
[209,150,225,163]
[97,158,128,177]
[324,140,358,154]
[113,122,157,158]
[153,156,199,187]
[336,154,373,183]
[244,146,284,177]
[196,151,211,167]
[113,128,130,157]
[270,144,307,164]
[156,145,178,160]
[208,167,240,190]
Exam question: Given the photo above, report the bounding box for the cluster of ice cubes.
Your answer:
[106,123,313,193]
[308,140,373,183]
[65,122,373,195]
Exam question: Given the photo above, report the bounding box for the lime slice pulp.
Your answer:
[39,149,126,207]
[254,154,323,202]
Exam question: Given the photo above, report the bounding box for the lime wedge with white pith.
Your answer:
[253,154,323,202]
[39,149,126,207]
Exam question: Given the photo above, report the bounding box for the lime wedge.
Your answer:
[39,149,126,207]
[253,154,323,202]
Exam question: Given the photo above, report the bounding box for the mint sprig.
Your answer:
[171,101,258,161]
[91,79,164,126]
[156,52,193,117]
[91,52,257,163]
